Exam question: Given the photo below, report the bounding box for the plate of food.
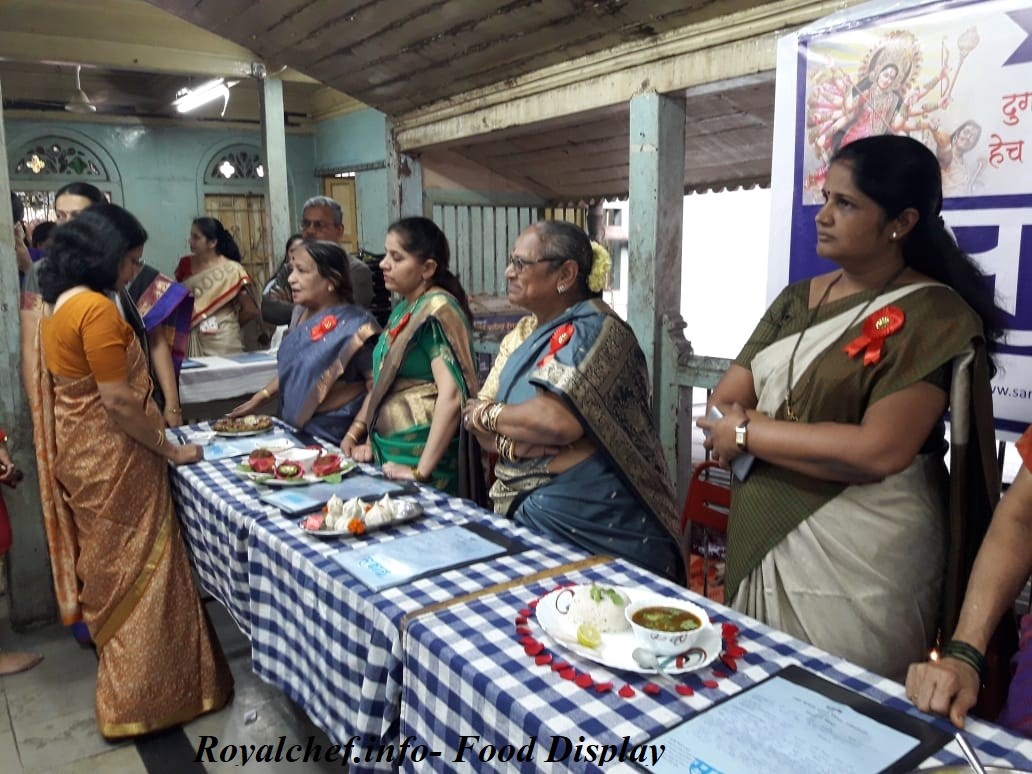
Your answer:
[235,449,356,486]
[212,414,275,436]
[297,494,423,537]
[535,584,720,675]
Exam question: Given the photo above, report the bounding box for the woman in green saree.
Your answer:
[341,217,478,495]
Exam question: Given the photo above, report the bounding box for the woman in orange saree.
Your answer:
[34,205,232,739]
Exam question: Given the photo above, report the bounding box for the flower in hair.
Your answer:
[587,242,611,293]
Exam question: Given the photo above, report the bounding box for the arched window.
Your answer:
[12,136,108,179]
[204,146,264,183]
[8,134,122,223]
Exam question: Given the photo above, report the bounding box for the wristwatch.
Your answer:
[735,418,751,451]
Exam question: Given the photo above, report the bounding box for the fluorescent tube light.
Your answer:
[172,78,237,116]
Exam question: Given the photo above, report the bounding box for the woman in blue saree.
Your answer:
[231,240,379,443]
[464,221,684,582]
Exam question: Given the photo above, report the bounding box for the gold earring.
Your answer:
[891,231,898,240]
[328,285,334,293]
[557,284,566,294]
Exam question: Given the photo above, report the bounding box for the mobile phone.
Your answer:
[702,405,755,481]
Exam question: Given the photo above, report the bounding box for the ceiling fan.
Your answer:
[64,66,97,113]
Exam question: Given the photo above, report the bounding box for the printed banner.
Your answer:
[770,0,1032,438]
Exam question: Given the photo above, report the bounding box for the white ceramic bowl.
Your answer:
[190,431,216,446]
[273,447,320,474]
[624,597,711,656]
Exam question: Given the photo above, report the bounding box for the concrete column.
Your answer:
[259,75,292,273]
[628,91,686,482]
[0,77,58,627]
[386,122,424,221]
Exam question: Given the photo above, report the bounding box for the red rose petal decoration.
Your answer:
[721,623,740,639]
[642,682,661,695]
[551,661,570,673]
[719,655,738,673]
[528,599,539,609]
[559,667,576,681]
[675,684,695,696]
[575,674,594,689]
[535,654,552,666]
[712,669,728,679]
[514,616,527,626]
[618,685,635,698]
[515,626,532,636]
[524,641,544,657]
[725,644,747,658]
[519,608,532,618]
[595,682,613,693]
[518,636,535,647]
[702,679,719,689]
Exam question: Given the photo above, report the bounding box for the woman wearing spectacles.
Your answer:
[341,217,480,496]
[34,204,232,738]
[463,221,683,582]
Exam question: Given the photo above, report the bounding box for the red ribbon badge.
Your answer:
[310,314,338,341]
[387,311,412,344]
[537,323,575,367]
[843,305,904,366]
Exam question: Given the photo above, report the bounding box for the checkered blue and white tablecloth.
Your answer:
[171,442,283,635]
[401,557,1032,774]
[245,485,591,769]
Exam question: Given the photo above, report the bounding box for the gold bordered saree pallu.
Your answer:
[366,290,480,497]
[33,324,231,738]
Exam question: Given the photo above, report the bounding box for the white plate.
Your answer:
[214,426,274,438]
[234,459,357,486]
[535,585,721,675]
[297,500,424,537]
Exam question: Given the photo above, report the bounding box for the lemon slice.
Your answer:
[576,623,602,649]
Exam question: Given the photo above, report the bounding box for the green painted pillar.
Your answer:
[386,122,424,221]
[628,91,686,481]
[0,78,58,627]
[259,75,291,274]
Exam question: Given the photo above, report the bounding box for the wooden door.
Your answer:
[323,177,359,254]
[203,193,272,288]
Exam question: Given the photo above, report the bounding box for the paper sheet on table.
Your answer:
[644,668,941,774]
[332,524,509,591]
[164,429,299,461]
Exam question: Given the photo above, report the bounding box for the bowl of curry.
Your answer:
[624,597,712,656]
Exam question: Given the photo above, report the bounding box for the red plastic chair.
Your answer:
[680,461,731,597]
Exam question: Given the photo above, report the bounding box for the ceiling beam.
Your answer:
[0,0,316,82]
[393,0,860,150]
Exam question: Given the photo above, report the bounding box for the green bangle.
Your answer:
[941,639,986,678]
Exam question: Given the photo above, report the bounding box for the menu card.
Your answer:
[640,665,949,774]
[332,523,517,591]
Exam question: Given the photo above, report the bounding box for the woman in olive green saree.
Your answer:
[341,218,478,496]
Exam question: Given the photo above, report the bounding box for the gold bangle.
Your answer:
[352,419,367,429]
[156,429,167,448]
[344,431,362,444]
[496,433,517,463]
[260,388,272,400]
[167,407,182,415]
[412,466,432,483]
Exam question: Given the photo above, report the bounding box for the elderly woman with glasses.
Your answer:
[464,221,684,582]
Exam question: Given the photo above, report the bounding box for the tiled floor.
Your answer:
[0,596,343,773]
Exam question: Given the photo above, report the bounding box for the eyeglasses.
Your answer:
[506,254,562,273]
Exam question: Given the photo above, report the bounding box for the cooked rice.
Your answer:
[569,585,630,633]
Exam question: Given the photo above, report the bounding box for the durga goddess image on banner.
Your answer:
[803,26,982,198]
